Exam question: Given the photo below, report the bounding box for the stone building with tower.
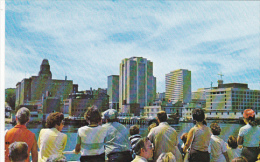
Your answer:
[15,59,78,120]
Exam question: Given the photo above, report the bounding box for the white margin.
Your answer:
[0,0,5,161]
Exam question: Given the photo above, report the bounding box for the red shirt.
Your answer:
[5,124,36,162]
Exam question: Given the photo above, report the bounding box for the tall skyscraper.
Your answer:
[107,75,119,111]
[165,69,191,104]
[119,57,156,115]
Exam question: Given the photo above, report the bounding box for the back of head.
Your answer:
[84,105,101,124]
[16,107,30,125]
[192,108,205,122]
[228,135,238,149]
[157,111,167,122]
[232,157,248,162]
[9,142,28,162]
[46,154,67,162]
[243,109,256,126]
[148,123,157,132]
[103,109,118,122]
[46,112,64,128]
[130,125,140,136]
[210,123,221,135]
[157,152,176,162]
[134,137,149,155]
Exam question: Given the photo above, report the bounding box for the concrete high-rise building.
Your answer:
[165,69,191,104]
[119,57,156,115]
[107,75,119,111]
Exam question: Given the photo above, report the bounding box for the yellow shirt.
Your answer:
[38,128,67,162]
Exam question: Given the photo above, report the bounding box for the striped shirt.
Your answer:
[129,134,142,151]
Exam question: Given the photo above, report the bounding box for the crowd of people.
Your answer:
[4,106,260,162]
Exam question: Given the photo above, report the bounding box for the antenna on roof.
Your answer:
[218,72,224,80]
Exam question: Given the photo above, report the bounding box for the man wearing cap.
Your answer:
[5,107,38,162]
[102,109,132,162]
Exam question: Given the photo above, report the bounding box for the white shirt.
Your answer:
[227,146,242,162]
[77,125,106,156]
[38,128,67,162]
[238,124,260,147]
[209,135,227,162]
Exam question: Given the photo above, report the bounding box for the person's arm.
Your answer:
[31,136,38,162]
[183,127,194,153]
[223,152,229,162]
[75,144,81,154]
[62,134,67,151]
[74,132,81,154]
[237,136,243,145]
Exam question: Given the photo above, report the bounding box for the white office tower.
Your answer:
[165,69,191,104]
[119,57,156,115]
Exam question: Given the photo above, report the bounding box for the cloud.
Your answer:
[5,1,260,92]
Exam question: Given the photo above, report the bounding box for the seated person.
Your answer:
[132,137,154,162]
[209,123,229,162]
[227,136,242,161]
[38,112,67,162]
[129,125,142,158]
[8,141,28,162]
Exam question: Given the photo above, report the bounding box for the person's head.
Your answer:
[192,108,205,123]
[84,105,101,124]
[210,123,221,135]
[231,157,248,162]
[180,133,188,144]
[103,109,118,122]
[157,152,176,162]
[134,137,154,159]
[148,123,157,132]
[157,111,167,123]
[228,135,238,149]
[46,154,67,162]
[9,142,28,162]
[16,107,30,125]
[130,125,140,136]
[46,112,64,131]
[243,109,257,126]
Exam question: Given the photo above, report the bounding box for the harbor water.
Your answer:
[5,122,244,161]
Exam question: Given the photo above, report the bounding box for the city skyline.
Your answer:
[4,1,260,93]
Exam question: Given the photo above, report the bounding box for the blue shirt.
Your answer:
[103,122,131,157]
[238,124,260,147]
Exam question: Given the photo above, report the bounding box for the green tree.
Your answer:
[5,88,16,110]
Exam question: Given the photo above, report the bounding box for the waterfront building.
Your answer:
[64,88,109,117]
[165,69,191,104]
[144,101,183,119]
[119,57,156,116]
[107,75,119,111]
[204,80,260,120]
[15,59,78,116]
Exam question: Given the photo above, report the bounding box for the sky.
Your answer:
[5,1,260,92]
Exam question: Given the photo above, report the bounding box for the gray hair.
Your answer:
[46,154,67,162]
[9,141,28,161]
[16,107,30,125]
